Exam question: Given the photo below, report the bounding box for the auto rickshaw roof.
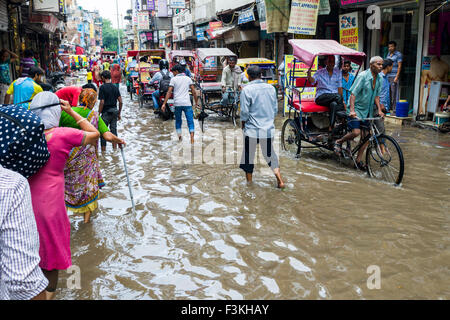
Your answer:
[288,39,366,67]
[196,48,236,62]
[237,58,276,67]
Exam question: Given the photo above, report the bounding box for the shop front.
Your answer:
[417,0,450,125]
[340,0,425,117]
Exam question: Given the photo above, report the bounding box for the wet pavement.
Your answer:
[58,81,449,300]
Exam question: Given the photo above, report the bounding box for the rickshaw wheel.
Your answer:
[281,119,301,157]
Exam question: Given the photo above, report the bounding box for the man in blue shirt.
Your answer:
[379,59,393,113]
[239,65,285,188]
[341,60,355,106]
[386,41,402,115]
[307,55,346,130]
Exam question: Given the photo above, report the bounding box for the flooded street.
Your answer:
[59,82,449,300]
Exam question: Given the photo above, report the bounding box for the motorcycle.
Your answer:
[47,72,66,89]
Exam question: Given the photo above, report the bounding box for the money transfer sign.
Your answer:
[288,0,320,35]
[283,54,318,115]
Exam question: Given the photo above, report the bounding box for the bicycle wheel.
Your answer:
[366,134,404,186]
[231,105,237,127]
[281,119,301,157]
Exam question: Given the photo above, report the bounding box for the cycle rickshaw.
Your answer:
[281,39,404,185]
[193,48,239,132]
[136,49,166,108]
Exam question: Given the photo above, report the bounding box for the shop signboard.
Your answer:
[288,0,320,35]
[339,0,401,7]
[147,0,155,10]
[238,7,255,25]
[170,0,185,9]
[33,0,63,13]
[283,54,318,115]
[138,11,150,30]
[319,0,330,15]
[339,11,363,74]
[158,0,169,17]
[339,12,359,51]
[256,0,267,31]
[196,26,207,41]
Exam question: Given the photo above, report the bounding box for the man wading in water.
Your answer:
[334,56,384,171]
[239,65,285,188]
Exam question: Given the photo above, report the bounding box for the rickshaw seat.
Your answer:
[293,99,330,113]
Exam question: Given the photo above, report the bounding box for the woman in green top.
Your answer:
[60,88,126,223]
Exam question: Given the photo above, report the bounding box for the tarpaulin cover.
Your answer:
[196,48,237,62]
[289,39,366,67]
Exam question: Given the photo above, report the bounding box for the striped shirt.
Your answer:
[0,166,48,300]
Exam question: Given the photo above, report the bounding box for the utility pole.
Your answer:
[116,0,121,54]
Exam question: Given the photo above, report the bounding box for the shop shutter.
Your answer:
[0,0,8,32]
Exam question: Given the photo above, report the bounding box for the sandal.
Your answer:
[333,142,342,155]
[416,114,426,121]
[355,161,368,172]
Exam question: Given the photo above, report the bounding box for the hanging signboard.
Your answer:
[256,0,267,31]
[283,55,318,115]
[196,27,207,41]
[238,7,255,25]
[288,0,320,35]
[138,11,150,30]
[169,0,185,9]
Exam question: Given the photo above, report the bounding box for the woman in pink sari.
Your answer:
[28,92,100,299]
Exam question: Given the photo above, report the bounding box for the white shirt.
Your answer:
[169,74,193,107]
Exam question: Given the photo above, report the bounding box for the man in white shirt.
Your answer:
[162,64,199,144]
[0,165,48,300]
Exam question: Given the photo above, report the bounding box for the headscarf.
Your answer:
[78,88,98,110]
[29,91,61,129]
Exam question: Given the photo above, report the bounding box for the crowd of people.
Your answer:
[0,49,127,299]
[0,40,405,299]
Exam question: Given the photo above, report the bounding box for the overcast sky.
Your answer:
[76,0,132,29]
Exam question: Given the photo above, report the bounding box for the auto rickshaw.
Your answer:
[168,50,195,75]
[136,49,166,108]
[237,58,278,87]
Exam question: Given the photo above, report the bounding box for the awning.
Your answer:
[207,26,235,39]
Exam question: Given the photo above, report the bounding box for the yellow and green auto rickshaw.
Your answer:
[237,58,278,86]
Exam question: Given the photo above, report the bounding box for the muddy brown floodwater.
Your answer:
[58,82,449,300]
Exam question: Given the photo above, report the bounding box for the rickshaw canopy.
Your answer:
[196,48,236,62]
[169,50,195,59]
[288,39,366,68]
